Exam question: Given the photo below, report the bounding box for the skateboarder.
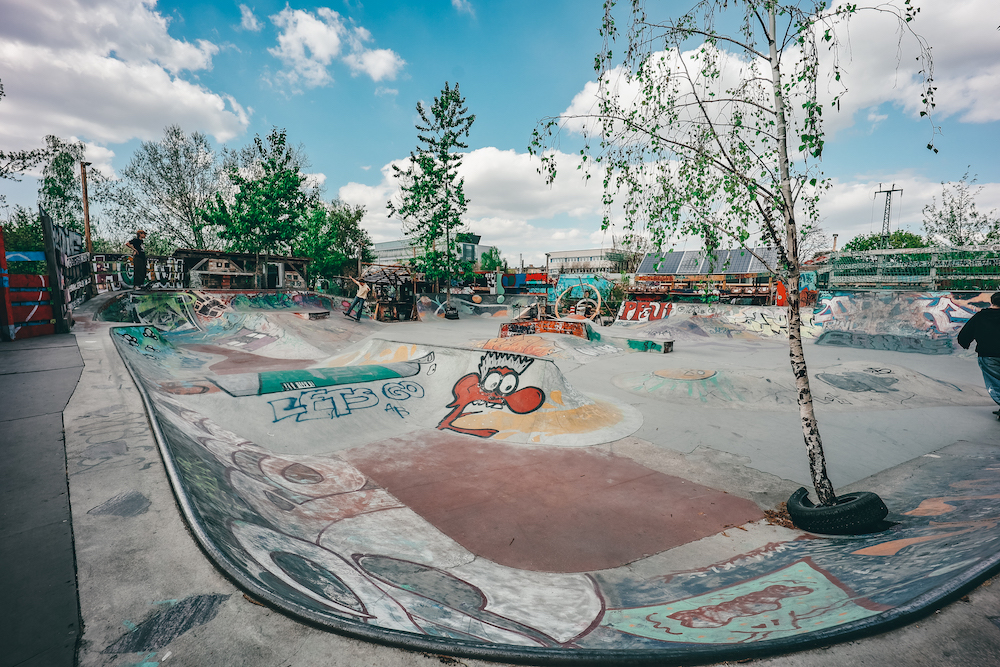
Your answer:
[124,229,148,289]
[345,276,370,321]
[958,292,1000,419]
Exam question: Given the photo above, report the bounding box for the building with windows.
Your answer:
[545,249,616,276]
[372,236,497,268]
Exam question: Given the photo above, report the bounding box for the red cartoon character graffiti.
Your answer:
[437,352,545,438]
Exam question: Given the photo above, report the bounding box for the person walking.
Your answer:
[345,276,370,321]
[958,292,1000,420]
[124,230,148,289]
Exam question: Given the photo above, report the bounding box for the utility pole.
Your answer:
[876,183,903,249]
[80,161,93,253]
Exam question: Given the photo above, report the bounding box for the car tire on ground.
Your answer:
[786,486,889,535]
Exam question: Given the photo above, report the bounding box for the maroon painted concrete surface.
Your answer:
[343,429,764,573]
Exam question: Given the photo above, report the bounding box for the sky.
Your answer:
[1,0,999,267]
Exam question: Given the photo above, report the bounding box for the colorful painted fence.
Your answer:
[1,208,93,340]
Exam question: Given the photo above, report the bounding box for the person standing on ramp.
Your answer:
[346,276,370,321]
[958,292,1000,419]
[124,229,148,290]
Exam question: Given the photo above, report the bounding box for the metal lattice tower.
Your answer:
[876,184,903,248]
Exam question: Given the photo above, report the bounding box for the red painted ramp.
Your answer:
[342,429,764,573]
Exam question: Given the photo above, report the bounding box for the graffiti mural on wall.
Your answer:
[92,254,183,292]
[616,301,672,323]
[437,352,546,438]
[814,291,991,354]
[499,320,591,339]
[415,293,538,320]
[612,303,822,340]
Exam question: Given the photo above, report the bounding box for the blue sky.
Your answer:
[1,0,998,265]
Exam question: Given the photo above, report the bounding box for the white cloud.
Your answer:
[452,0,475,17]
[560,1,1000,149]
[303,172,327,191]
[374,86,398,97]
[338,147,611,266]
[343,48,405,81]
[0,0,249,152]
[239,4,263,32]
[268,7,404,90]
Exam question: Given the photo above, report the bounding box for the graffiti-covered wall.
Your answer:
[610,291,994,354]
[93,254,183,292]
[813,291,992,355]
[415,293,538,320]
[550,274,615,304]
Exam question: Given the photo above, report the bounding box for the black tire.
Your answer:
[786,487,889,535]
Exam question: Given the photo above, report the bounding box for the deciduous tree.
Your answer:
[200,128,318,256]
[922,170,1000,246]
[531,0,935,506]
[38,136,87,232]
[300,200,374,281]
[98,125,220,250]
[842,230,926,252]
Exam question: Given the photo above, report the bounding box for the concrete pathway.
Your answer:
[0,334,83,667]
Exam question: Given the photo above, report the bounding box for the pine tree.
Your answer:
[388,82,476,305]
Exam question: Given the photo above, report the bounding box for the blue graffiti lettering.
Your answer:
[269,387,380,422]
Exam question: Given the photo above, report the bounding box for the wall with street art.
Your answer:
[610,292,994,354]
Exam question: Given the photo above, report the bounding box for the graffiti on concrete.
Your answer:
[415,293,537,320]
[815,330,954,355]
[269,381,425,423]
[816,369,900,393]
[616,301,672,323]
[612,303,822,340]
[437,351,546,438]
[814,291,992,354]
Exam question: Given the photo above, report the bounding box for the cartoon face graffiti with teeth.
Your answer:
[437,352,545,438]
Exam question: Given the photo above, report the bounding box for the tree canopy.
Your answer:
[922,170,1000,246]
[98,125,221,251]
[38,135,88,232]
[531,0,935,507]
[299,199,374,280]
[388,82,477,296]
[842,230,927,252]
[200,127,318,256]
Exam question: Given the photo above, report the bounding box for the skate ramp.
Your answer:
[613,361,993,411]
[106,294,1000,663]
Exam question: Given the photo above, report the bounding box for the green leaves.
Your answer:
[388,82,477,287]
[199,127,316,256]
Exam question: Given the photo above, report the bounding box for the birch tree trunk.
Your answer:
[767,5,837,506]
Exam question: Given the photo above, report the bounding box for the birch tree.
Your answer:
[531,0,935,505]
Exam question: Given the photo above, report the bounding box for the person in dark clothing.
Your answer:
[124,230,148,289]
[957,291,1000,418]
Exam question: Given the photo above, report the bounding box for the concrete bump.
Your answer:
[102,594,229,653]
[88,490,152,518]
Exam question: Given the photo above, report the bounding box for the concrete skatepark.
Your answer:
[4,288,1000,666]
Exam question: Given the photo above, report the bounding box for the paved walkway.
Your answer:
[0,334,83,667]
